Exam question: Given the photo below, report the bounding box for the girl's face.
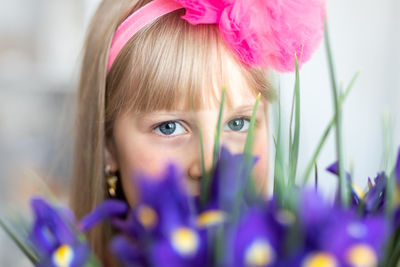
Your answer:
[105,85,269,207]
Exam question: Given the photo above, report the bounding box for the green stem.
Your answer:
[324,20,349,207]
[200,88,225,206]
[232,94,261,220]
[0,217,38,263]
[289,57,301,187]
[213,88,226,166]
[198,125,207,184]
[386,236,400,267]
[273,86,287,205]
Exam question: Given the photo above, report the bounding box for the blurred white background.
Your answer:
[276,0,400,197]
[0,0,399,265]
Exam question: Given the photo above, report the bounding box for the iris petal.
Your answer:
[79,200,129,232]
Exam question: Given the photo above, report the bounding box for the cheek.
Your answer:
[125,146,166,175]
[117,139,192,206]
[117,142,173,206]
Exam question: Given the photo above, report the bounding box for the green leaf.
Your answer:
[273,86,287,205]
[382,112,395,174]
[382,113,396,216]
[289,81,296,151]
[243,93,261,195]
[200,87,226,206]
[288,56,301,187]
[198,125,207,180]
[84,253,102,267]
[382,226,400,267]
[0,216,38,264]
[230,93,262,219]
[243,93,261,155]
[198,124,207,204]
[385,169,396,217]
[214,225,225,266]
[213,87,226,167]
[324,20,350,207]
[314,163,319,190]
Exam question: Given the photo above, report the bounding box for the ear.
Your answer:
[105,138,119,172]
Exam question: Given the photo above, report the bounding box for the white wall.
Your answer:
[270,0,400,197]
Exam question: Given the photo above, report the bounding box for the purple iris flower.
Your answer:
[298,189,335,250]
[109,235,146,266]
[319,212,389,266]
[326,162,362,207]
[108,164,206,266]
[297,189,390,267]
[327,162,388,216]
[225,203,288,267]
[28,197,90,267]
[203,146,258,213]
[147,228,207,267]
[80,165,193,236]
[113,164,194,238]
[363,172,387,214]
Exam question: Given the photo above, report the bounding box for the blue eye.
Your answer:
[224,118,250,132]
[154,121,187,136]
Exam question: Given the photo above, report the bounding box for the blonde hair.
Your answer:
[71,0,273,264]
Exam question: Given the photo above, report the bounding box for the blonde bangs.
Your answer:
[105,8,272,136]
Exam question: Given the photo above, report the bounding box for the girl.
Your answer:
[71,0,325,264]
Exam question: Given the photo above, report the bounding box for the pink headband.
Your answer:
[107,0,326,73]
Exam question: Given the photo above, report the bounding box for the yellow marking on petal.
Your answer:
[196,210,226,228]
[346,243,377,267]
[170,227,199,257]
[52,245,74,267]
[302,252,338,267]
[352,184,365,199]
[137,205,158,229]
[244,239,275,266]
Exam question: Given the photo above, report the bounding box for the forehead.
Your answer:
[179,54,259,110]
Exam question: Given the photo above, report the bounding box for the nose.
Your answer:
[187,130,215,180]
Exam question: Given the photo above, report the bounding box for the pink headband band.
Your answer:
[107,0,326,73]
[108,0,183,72]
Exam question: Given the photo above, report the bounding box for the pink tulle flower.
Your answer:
[174,0,326,72]
[175,0,229,24]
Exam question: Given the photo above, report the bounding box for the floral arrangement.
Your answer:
[1,22,400,267]
[22,146,400,267]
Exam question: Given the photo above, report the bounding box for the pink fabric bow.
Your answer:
[174,0,326,72]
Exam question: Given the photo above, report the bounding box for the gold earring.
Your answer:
[105,165,118,197]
